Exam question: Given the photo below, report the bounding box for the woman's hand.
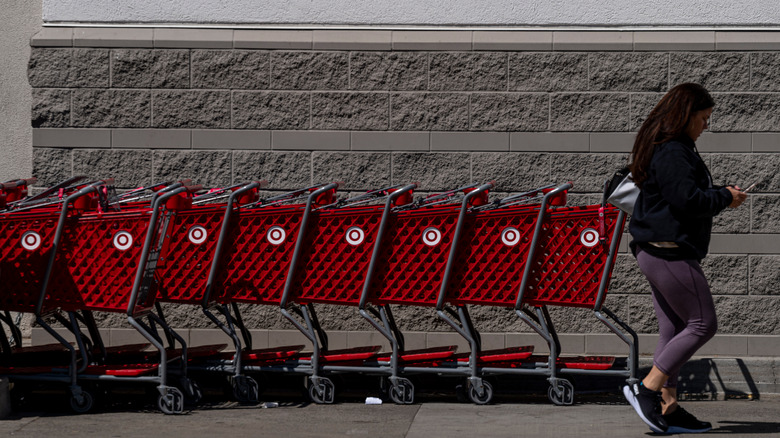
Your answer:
[726,186,748,208]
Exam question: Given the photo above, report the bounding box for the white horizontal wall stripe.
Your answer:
[42,0,780,27]
[32,27,780,52]
[31,129,780,154]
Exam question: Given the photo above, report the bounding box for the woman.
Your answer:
[622,83,747,434]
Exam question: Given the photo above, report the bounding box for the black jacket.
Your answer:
[629,135,733,261]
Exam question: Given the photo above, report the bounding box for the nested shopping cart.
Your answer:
[0,178,203,414]
[1,178,125,410]
[1,177,42,352]
[148,181,274,403]
[431,182,637,405]
[198,183,369,402]
[1,176,104,359]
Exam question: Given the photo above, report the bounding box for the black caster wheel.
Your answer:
[307,377,335,404]
[387,377,415,405]
[467,380,494,405]
[547,379,574,406]
[175,376,203,405]
[69,390,94,414]
[232,375,260,403]
[157,387,185,414]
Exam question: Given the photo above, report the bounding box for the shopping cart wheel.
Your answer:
[177,376,203,405]
[10,382,31,409]
[232,375,260,403]
[388,378,415,405]
[307,377,335,404]
[69,390,94,414]
[157,387,185,414]
[467,380,493,405]
[547,379,574,406]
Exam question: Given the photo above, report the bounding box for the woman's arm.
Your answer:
[652,143,733,217]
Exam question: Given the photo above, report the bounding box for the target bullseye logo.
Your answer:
[188,225,207,245]
[501,227,521,246]
[345,226,365,246]
[422,227,442,247]
[267,226,286,245]
[580,228,599,248]
[113,231,133,251]
[21,231,42,251]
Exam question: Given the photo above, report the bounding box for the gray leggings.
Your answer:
[635,248,718,388]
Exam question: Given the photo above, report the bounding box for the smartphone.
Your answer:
[743,183,758,193]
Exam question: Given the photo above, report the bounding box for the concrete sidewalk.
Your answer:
[0,375,780,438]
[1,396,778,438]
[0,350,776,436]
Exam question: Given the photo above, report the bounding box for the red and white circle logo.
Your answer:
[422,227,442,247]
[501,227,521,247]
[580,228,599,248]
[188,225,208,245]
[113,231,133,251]
[21,231,42,251]
[345,226,365,246]
[267,226,286,245]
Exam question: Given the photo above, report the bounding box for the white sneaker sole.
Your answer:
[622,385,666,434]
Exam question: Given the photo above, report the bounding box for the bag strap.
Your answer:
[598,181,607,246]
[599,165,631,246]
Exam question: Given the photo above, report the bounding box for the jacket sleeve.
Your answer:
[652,144,733,218]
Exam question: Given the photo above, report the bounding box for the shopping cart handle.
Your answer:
[1,178,36,189]
[389,183,417,206]
[541,182,573,207]
[183,184,203,194]
[546,182,573,195]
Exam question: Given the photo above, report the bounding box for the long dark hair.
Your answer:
[629,83,714,188]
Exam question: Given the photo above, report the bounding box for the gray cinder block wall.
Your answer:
[25,28,780,357]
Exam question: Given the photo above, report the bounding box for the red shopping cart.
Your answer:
[0,178,203,414]
[197,183,356,402]
[150,182,269,403]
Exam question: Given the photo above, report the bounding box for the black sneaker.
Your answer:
[623,383,668,433]
[663,406,712,434]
